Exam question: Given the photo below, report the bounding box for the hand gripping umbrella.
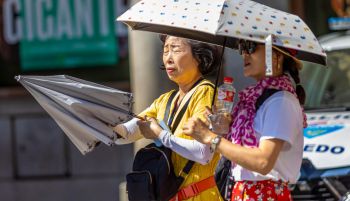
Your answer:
[15,75,141,155]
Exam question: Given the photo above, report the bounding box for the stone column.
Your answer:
[119,1,173,200]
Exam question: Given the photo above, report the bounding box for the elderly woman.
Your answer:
[183,40,307,200]
[113,35,223,201]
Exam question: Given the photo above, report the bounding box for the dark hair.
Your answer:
[160,35,222,75]
[282,56,306,105]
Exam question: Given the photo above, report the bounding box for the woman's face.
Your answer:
[162,36,200,84]
[241,43,283,81]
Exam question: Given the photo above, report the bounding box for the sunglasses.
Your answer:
[238,40,258,55]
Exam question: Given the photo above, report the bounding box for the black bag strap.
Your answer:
[255,89,280,111]
[175,83,215,178]
[163,79,214,179]
[170,82,214,133]
[164,78,203,129]
[163,90,178,124]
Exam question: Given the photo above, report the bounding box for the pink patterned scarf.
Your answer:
[228,75,307,147]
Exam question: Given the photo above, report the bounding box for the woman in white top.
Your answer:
[183,40,307,201]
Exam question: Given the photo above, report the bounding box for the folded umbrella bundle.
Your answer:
[16,75,135,154]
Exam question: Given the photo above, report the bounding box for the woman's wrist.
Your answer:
[158,130,168,140]
[155,128,164,137]
[203,130,217,144]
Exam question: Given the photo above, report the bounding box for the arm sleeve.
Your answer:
[159,84,215,165]
[158,130,214,165]
[114,118,143,145]
[259,95,303,146]
[114,94,162,145]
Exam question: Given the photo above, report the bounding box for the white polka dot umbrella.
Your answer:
[117,0,326,66]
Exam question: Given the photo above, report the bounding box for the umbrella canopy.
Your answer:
[117,0,326,66]
[16,75,134,155]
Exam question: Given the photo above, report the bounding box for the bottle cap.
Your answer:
[223,76,233,84]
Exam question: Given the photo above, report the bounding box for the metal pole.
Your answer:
[322,178,342,200]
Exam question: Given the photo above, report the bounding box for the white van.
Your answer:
[291,30,350,201]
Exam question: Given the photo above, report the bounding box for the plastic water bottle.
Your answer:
[209,76,235,135]
[216,76,235,113]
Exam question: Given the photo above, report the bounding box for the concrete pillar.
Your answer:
[119,182,128,201]
[128,29,164,152]
[119,1,174,200]
[127,0,174,153]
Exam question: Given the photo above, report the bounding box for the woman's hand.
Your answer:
[110,124,127,139]
[136,117,163,140]
[182,117,216,144]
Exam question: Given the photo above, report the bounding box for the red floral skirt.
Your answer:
[230,180,292,201]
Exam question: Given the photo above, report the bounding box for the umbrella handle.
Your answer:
[212,37,227,106]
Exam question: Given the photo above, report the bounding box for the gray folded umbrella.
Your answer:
[15,75,135,155]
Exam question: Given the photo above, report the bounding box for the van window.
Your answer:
[301,49,350,109]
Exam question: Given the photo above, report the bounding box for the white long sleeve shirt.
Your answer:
[114,118,214,165]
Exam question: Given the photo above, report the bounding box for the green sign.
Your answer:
[12,0,118,70]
